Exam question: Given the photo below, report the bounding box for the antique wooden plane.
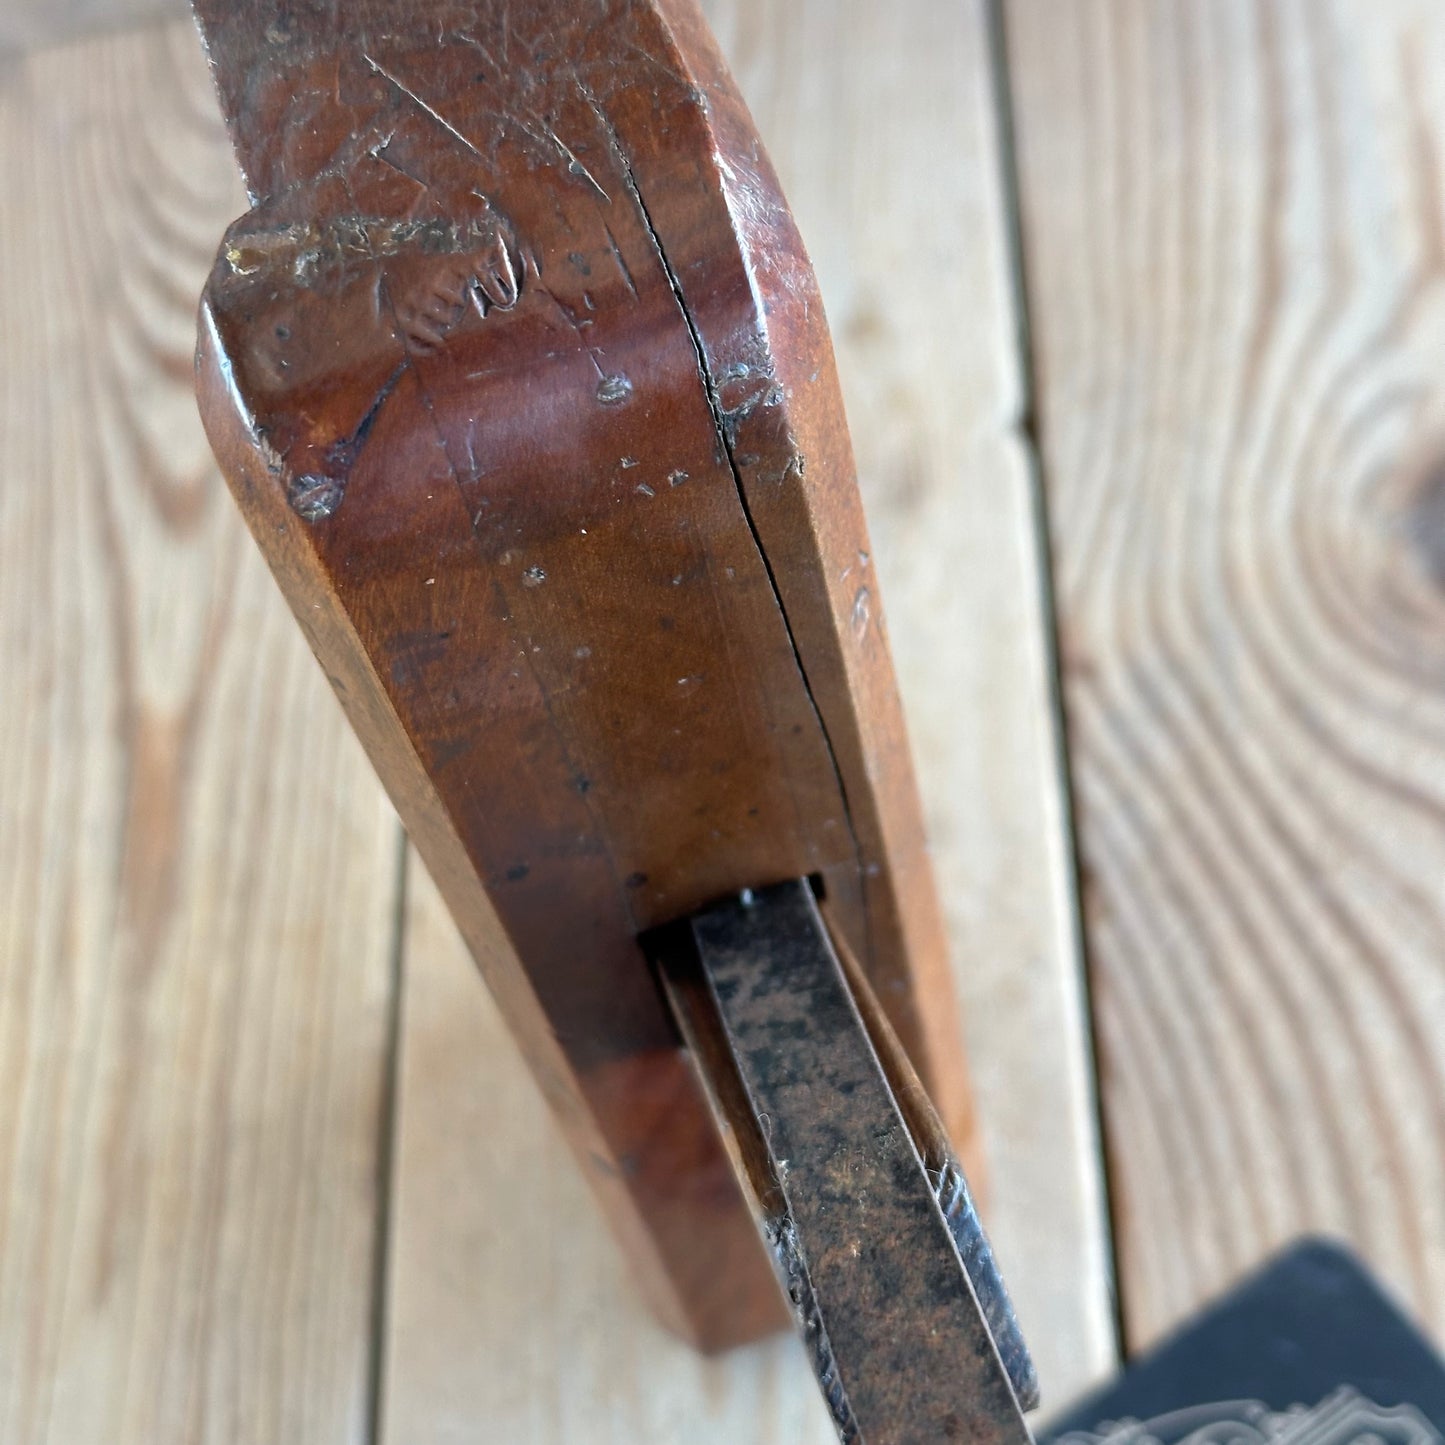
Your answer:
[191,3,1037,1439]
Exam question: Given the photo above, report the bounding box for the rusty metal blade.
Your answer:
[828,918,1039,1412]
[660,880,1035,1445]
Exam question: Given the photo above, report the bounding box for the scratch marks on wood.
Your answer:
[363,51,489,164]
[210,199,525,522]
[603,221,639,299]
[538,118,611,203]
[850,586,869,642]
[287,361,406,521]
[223,215,518,288]
[369,136,429,191]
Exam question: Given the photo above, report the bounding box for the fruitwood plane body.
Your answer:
[192,1,1034,1438]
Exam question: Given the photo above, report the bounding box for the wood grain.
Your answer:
[0,25,400,1443]
[4,6,1121,1438]
[383,0,1117,1431]
[1006,0,1445,1352]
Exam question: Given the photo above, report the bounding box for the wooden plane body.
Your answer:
[194,0,973,1348]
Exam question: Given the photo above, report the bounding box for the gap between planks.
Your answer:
[985,0,1130,1362]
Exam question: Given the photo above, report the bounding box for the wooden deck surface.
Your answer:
[2,2,1442,1440]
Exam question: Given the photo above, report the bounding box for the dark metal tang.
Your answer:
[660,880,1036,1445]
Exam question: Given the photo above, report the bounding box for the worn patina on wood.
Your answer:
[192,0,973,1348]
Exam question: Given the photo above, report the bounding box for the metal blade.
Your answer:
[659,880,1036,1445]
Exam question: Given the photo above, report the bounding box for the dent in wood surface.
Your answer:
[213,207,524,520]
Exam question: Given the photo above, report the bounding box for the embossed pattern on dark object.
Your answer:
[687,882,1035,1445]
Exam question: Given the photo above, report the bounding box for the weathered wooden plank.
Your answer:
[0,25,400,1443]
[1006,0,1445,1352]
[383,0,1116,1433]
